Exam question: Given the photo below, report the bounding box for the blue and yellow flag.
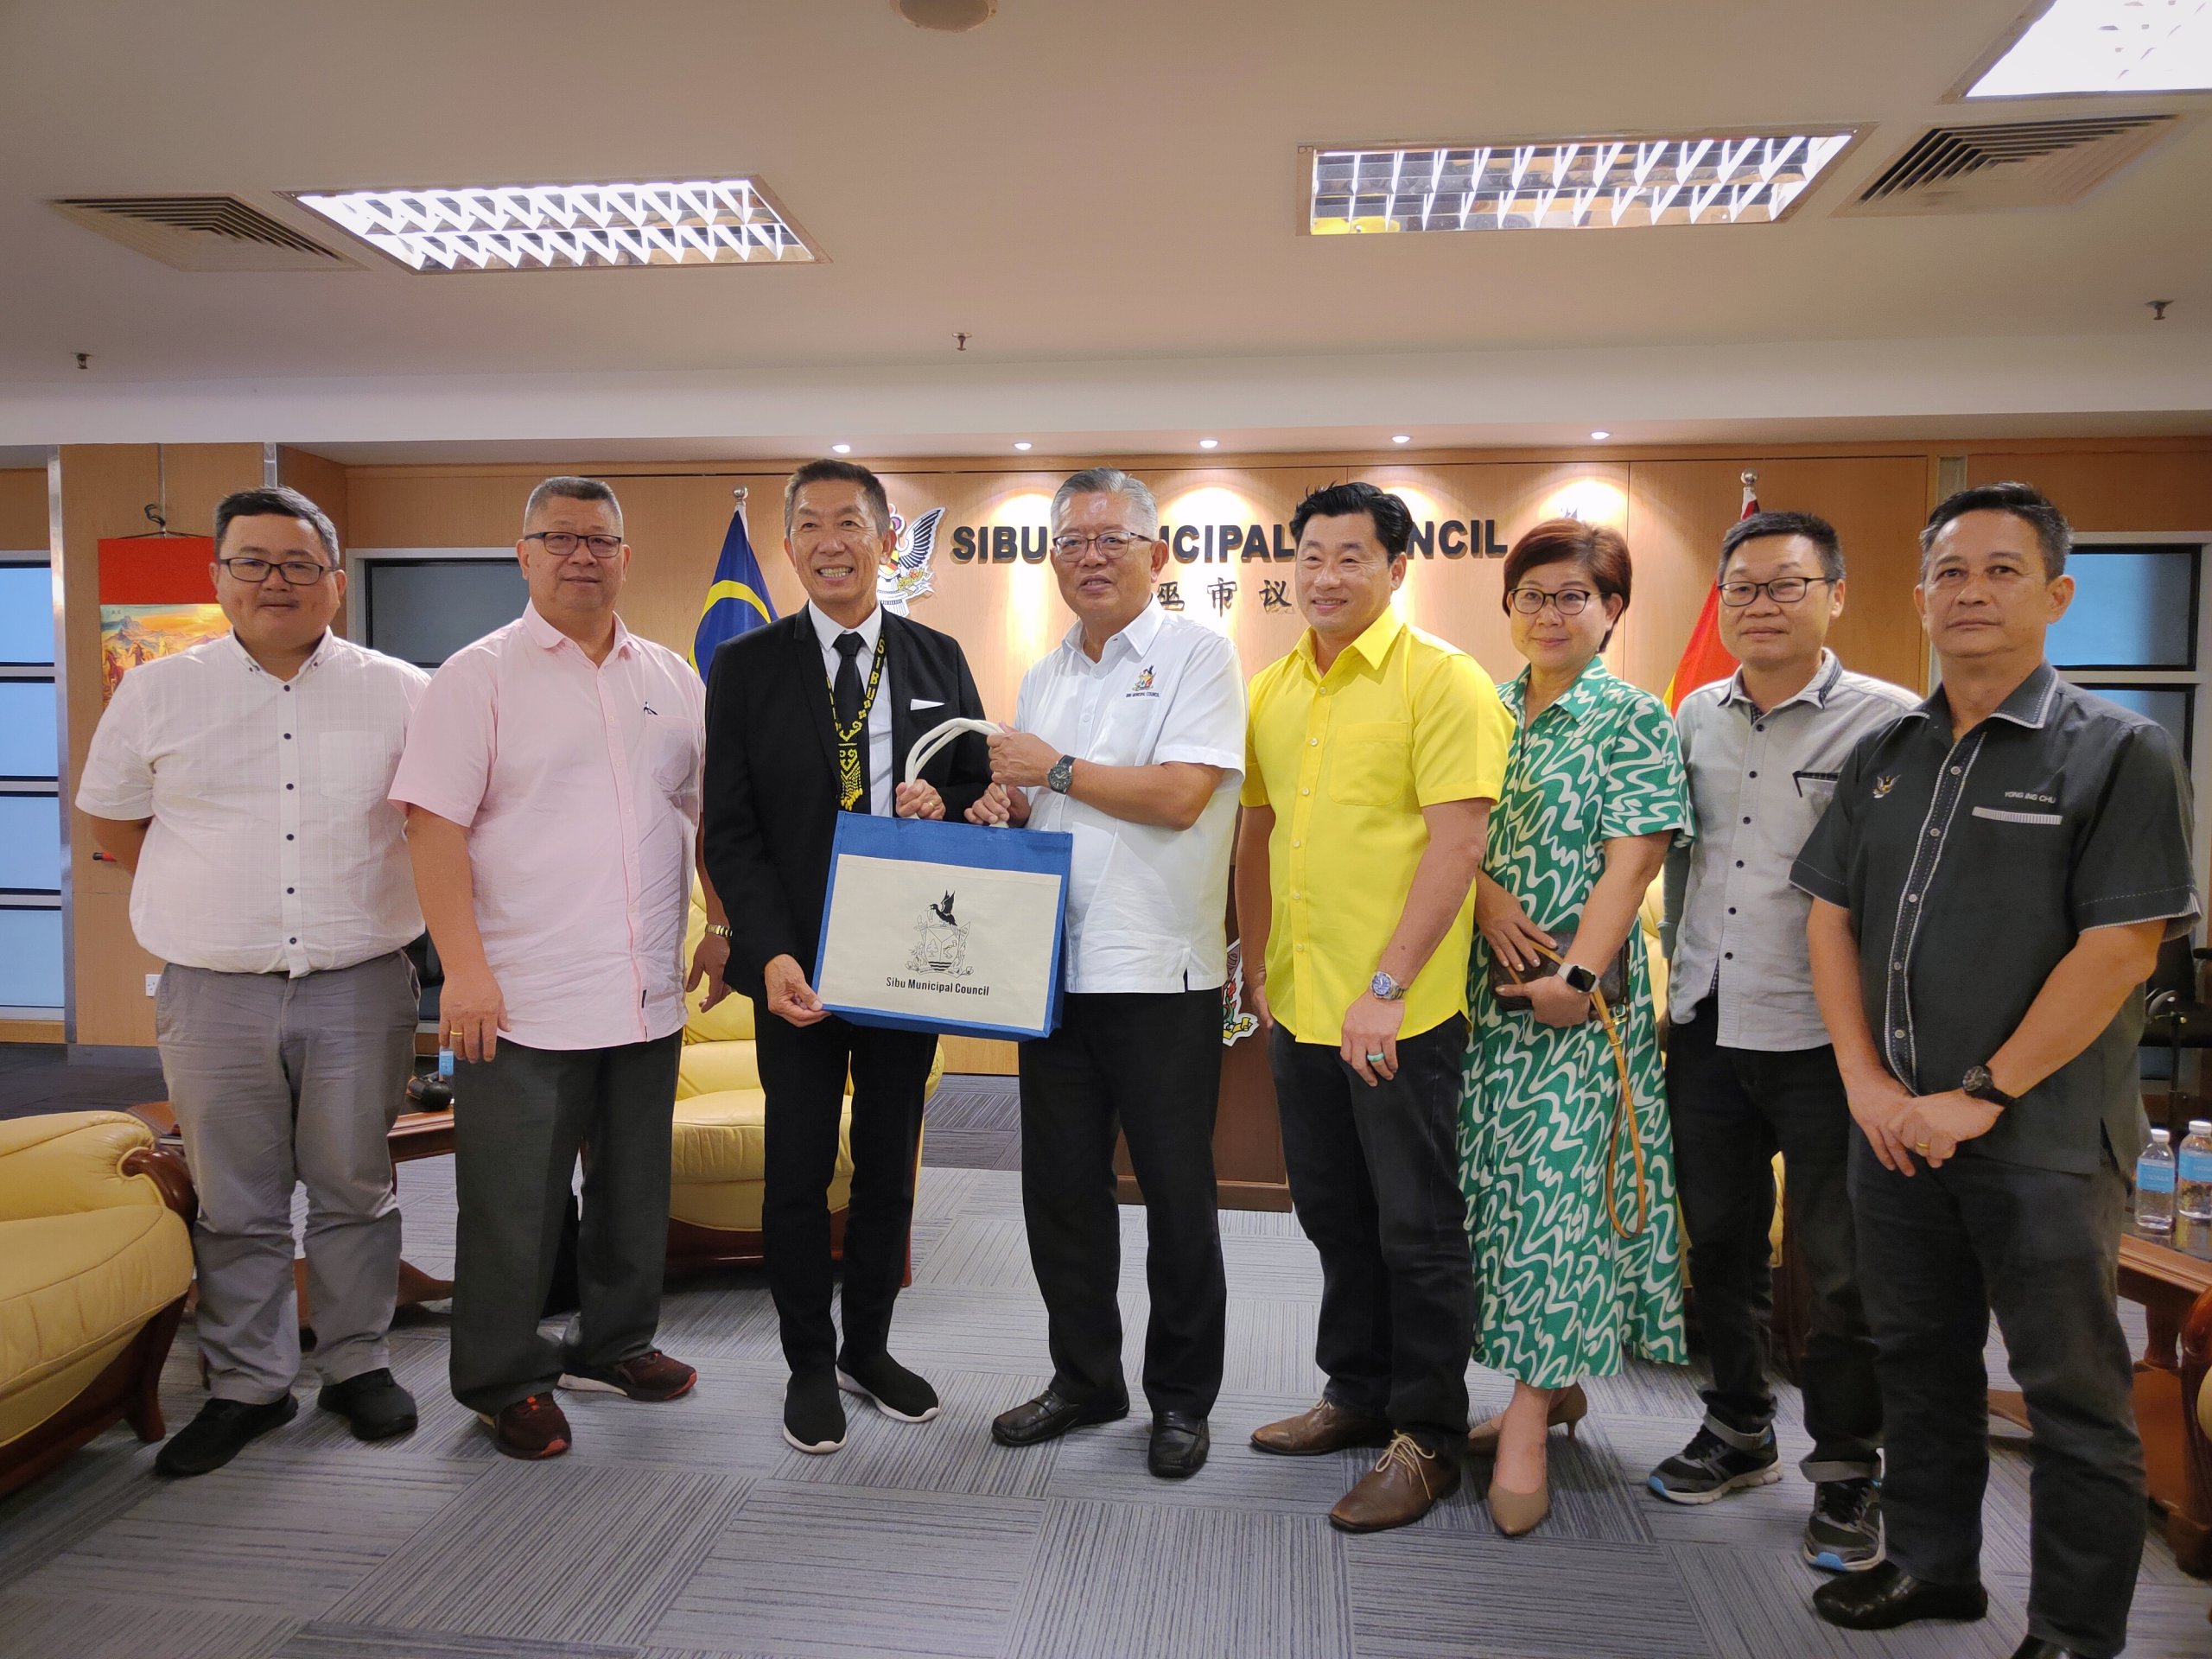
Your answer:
[690,497,778,677]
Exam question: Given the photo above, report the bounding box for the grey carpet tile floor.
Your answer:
[3,1112,2208,1657]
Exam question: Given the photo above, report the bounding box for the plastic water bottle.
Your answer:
[2138,1128,2176,1233]
[2178,1120,2212,1223]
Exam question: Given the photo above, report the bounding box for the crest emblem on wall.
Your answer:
[880,506,946,615]
[1222,940,1259,1046]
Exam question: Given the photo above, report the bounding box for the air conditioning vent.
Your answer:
[49,195,355,270]
[1839,115,2184,215]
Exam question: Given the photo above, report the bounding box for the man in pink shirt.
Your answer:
[391,475,726,1460]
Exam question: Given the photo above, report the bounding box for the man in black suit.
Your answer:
[702,457,992,1454]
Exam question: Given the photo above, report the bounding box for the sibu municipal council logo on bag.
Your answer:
[906,891,974,978]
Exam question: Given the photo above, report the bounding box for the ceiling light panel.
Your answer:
[1967,0,2212,98]
[1304,130,1859,234]
[288,179,817,273]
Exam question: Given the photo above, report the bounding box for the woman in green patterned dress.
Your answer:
[1459,518,1692,1536]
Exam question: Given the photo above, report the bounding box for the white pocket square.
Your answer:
[910,698,944,710]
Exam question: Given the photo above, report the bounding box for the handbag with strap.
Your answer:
[1492,934,1649,1240]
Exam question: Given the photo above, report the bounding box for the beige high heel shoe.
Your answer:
[1488,1470,1551,1536]
[1465,1382,1587,1457]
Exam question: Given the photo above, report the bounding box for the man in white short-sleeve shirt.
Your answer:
[77,485,428,1478]
[969,467,1244,1480]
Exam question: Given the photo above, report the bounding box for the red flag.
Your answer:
[1663,475,1758,711]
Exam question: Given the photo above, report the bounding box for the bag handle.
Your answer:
[1510,937,1651,1240]
[904,717,1002,786]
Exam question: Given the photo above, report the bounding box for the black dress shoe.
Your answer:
[991,1388,1129,1447]
[155,1394,299,1478]
[1813,1561,1988,1630]
[317,1367,418,1441]
[1147,1412,1210,1479]
[2008,1639,2080,1659]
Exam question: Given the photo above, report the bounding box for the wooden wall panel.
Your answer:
[1966,450,2212,533]
[344,459,1634,714]
[0,468,46,549]
[1623,456,1933,694]
[59,442,264,1046]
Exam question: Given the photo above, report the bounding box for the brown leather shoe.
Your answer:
[478,1392,573,1459]
[559,1349,697,1402]
[1251,1398,1393,1457]
[1329,1433,1461,1532]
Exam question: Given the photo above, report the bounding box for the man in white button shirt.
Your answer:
[79,486,428,1477]
[973,467,1244,1479]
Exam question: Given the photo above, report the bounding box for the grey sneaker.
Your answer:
[1803,1478,1884,1572]
[1647,1423,1782,1503]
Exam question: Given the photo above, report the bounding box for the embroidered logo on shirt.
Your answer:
[1873,774,1897,798]
[1127,665,1160,699]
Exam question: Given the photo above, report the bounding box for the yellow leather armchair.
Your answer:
[0,1111,195,1497]
[670,889,942,1272]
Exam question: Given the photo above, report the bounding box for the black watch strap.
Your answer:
[1961,1065,2018,1109]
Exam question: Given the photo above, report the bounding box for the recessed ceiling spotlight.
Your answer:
[831,442,852,454]
[1967,0,2212,97]
[1198,437,1220,450]
[1589,429,1611,441]
[1013,440,1033,452]
[893,0,996,31]
[290,178,816,272]
[1391,434,1413,445]
[1306,130,1859,234]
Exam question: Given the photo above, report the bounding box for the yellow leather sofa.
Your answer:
[0,1111,195,1497]
[670,891,942,1273]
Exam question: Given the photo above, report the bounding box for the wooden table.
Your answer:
[129,1099,458,1325]
[1986,1218,2212,1575]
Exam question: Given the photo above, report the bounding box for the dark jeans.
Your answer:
[1666,1001,1880,1480]
[1271,1016,1473,1456]
[1016,988,1228,1418]
[755,1006,937,1376]
[1851,1135,2142,1659]
[450,1033,681,1415]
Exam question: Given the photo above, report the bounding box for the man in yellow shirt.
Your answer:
[1237,481,1512,1533]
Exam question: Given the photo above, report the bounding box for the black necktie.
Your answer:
[834,632,868,810]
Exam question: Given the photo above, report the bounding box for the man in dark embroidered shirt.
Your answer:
[1793,481,2196,1659]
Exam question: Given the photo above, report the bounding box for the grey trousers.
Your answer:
[448,1033,681,1416]
[1852,1137,2143,1659]
[156,953,419,1403]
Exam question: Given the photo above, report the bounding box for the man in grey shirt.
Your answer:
[1649,511,1915,1573]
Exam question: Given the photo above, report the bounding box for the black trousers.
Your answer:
[450,1033,681,1415]
[755,1005,937,1376]
[1270,1016,1473,1455]
[1851,1135,2142,1659]
[1016,988,1228,1418]
[1665,1001,1881,1480]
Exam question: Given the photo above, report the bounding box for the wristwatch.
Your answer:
[1046,754,1077,795]
[703,922,734,940]
[1560,962,1599,996]
[1369,970,1407,1002]
[1960,1065,2018,1109]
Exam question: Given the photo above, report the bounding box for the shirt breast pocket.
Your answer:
[646,718,698,796]
[1327,721,1413,807]
[317,729,403,808]
[1793,769,1840,819]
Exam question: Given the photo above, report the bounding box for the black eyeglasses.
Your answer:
[1507,586,1596,616]
[219,556,330,587]
[1049,531,1155,563]
[524,531,624,559]
[1717,575,1835,607]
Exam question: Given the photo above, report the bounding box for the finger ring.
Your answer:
[1364,1052,1387,1064]
[1915,1141,1930,1152]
